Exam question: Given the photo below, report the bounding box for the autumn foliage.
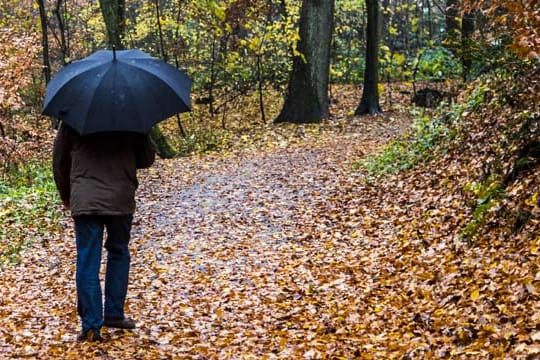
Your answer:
[462,0,540,59]
[0,26,44,177]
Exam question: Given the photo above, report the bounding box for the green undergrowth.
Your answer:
[162,117,328,156]
[354,105,456,175]
[461,176,507,242]
[0,160,61,265]
[355,81,491,177]
[176,127,233,155]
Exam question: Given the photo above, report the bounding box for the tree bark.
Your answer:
[426,0,433,40]
[54,0,69,63]
[381,0,390,40]
[274,0,335,124]
[355,0,381,115]
[445,0,475,81]
[256,54,266,124]
[37,0,51,83]
[150,126,177,158]
[461,11,475,81]
[98,0,126,49]
[444,0,460,61]
[155,0,168,61]
[445,0,459,39]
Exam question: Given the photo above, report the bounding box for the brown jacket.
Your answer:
[52,123,155,217]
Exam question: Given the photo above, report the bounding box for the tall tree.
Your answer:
[445,0,459,38]
[355,0,381,115]
[53,0,70,63]
[36,0,51,83]
[154,0,168,61]
[460,11,474,81]
[99,0,126,48]
[274,0,335,124]
[424,0,434,40]
[445,0,475,81]
[99,0,176,158]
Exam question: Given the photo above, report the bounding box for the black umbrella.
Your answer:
[42,48,191,135]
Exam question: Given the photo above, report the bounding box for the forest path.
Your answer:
[0,115,410,358]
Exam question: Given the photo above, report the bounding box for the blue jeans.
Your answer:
[74,215,133,332]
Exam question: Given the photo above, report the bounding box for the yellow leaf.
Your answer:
[215,307,224,320]
[471,288,480,301]
[526,192,539,206]
[433,308,445,317]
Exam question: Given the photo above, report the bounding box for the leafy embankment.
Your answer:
[313,64,540,357]
[0,70,538,358]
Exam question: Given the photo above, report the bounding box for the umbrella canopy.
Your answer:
[42,49,192,135]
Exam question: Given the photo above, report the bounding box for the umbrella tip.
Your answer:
[112,45,116,61]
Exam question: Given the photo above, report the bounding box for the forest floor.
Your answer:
[1,83,539,359]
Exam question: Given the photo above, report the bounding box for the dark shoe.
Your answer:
[77,328,103,342]
[103,316,136,329]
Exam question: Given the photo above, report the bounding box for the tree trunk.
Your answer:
[37,0,51,83]
[444,0,460,58]
[55,0,69,63]
[445,0,475,81]
[461,12,475,81]
[445,0,459,37]
[381,0,390,40]
[426,0,433,40]
[256,54,266,124]
[37,0,57,128]
[99,0,126,48]
[274,0,335,124]
[150,126,177,158]
[155,0,168,61]
[403,0,410,54]
[355,0,381,115]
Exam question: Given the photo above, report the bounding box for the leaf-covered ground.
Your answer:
[0,115,410,358]
[0,82,538,358]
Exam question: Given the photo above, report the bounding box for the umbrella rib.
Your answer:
[122,63,179,130]
[80,64,115,134]
[43,60,105,111]
[114,67,146,132]
[119,60,191,109]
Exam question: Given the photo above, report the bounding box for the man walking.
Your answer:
[53,123,155,342]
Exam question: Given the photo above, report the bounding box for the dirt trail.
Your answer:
[0,116,409,358]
